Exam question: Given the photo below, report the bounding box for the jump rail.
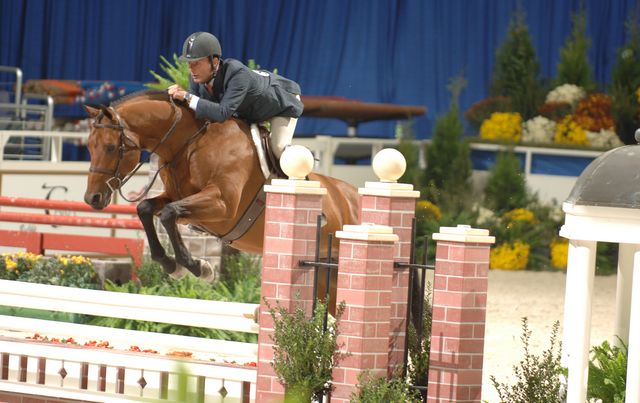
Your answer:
[0,279,259,402]
[0,196,144,266]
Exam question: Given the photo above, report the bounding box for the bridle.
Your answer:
[89,97,184,202]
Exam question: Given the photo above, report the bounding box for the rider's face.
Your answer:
[188,58,215,83]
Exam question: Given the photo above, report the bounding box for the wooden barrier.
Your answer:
[0,196,144,266]
[0,279,259,402]
[0,197,260,402]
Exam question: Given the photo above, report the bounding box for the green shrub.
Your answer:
[0,252,98,289]
[397,120,422,188]
[89,276,227,337]
[588,339,627,403]
[24,256,98,288]
[610,18,640,144]
[481,199,564,271]
[0,253,97,323]
[90,253,261,342]
[555,8,597,92]
[490,10,545,120]
[351,371,422,403]
[490,318,566,403]
[484,150,528,213]
[147,54,190,90]
[135,256,169,286]
[595,242,619,275]
[267,299,346,402]
[216,252,261,299]
[423,76,473,215]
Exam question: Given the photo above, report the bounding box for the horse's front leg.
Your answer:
[137,196,180,275]
[157,191,232,282]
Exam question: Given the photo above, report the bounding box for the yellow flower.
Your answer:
[479,112,523,142]
[503,208,536,224]
[4,257,17,271]
[636,87,640,104]
[416,200,442,221]
[71,255,91,265]
[550,238,569,269]
[25,252,42,261]
[490,241,530,270]
[554,115,588,145]
[59,257,69,266]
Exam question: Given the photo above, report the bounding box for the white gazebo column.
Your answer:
[615,243,638,345]
[625,250,640,402]
[562,238,597,403]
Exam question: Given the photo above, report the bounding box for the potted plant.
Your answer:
[267,298,346,402]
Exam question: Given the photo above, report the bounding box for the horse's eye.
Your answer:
[105,144,117,153]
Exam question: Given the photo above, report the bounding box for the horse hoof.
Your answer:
[169,265,189,280]
[198,259,216,283]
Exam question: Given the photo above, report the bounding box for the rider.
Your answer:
[168,31,303,158]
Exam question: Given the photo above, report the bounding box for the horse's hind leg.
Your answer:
[137,197,186,278]
[157,201,215,282]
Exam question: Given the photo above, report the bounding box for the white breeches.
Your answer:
[269,95,300,158]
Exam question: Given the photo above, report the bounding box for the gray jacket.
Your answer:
[189,58,303,123]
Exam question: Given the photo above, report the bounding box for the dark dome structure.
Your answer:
[565,145,640,209]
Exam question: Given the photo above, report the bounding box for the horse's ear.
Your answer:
[122,129,141,149]
[98,104,113,120]
[84,105,100,118]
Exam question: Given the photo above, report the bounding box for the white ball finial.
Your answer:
[372,148,406,182]
[280,145,314,180]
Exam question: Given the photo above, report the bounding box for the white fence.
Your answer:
[0,279,259,402]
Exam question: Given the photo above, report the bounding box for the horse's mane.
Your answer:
[110,89,170,107]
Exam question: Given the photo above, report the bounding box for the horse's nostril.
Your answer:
[91,193,102,207]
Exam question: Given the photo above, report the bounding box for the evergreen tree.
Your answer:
[490,10,545,120]
[423,76,472,211]
[484,150,528,213]
[555,8,597,92]
[397,120,422,187]
[610,17,640,145]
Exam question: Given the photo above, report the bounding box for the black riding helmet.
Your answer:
[179,32,222,62]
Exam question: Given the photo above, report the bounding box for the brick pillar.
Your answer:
[359,181,419,374]
[427,225,495,403]
[256,178,327,402]
[331,224,399,403]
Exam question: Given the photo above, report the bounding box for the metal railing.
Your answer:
[0,66,57,160]
[0,66,22,117]
[0,129,83,162]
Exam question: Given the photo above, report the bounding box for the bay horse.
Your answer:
[83,90,359,296]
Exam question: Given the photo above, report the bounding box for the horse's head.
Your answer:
[83,104,141,209]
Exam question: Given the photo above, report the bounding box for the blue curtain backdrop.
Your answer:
[1,0,638,138]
